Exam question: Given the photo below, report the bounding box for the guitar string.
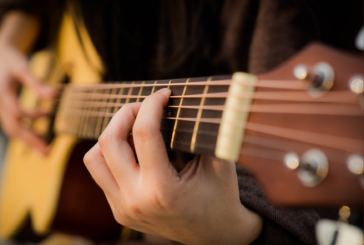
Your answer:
[51,90,360,105]
[56,106,363,155]
[51,79,306,91]
[159,138,350,164]
[52,87,363,153]
[53,101,362,116]
[53,127,353,163]
[56,107,363,153]
[163,133,351,163]
[40,80,362,158]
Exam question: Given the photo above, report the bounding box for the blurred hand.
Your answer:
[84,89,263,245]
[0,43,54,154]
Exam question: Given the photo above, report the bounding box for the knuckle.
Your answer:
[114,215,125,226]
[133,123,153,140]
[148,189,173,211]
[115,214,133,228]
[98,131,110,149]
[126,199,143,217]
[83,151,94,166]
[119,103,133,116]
[122,103,133,110]
[112,209,128,226]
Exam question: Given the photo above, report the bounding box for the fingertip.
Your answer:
[34,144,49,156]
[156,88,171,97]
[40,85,56,98]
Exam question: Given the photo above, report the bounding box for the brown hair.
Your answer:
[73,0,362,81]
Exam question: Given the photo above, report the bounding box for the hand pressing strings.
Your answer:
[84,88,263,245]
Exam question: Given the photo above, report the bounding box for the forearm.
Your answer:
[0,11,40,53]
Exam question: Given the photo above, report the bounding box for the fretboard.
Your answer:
[55,74,243,158]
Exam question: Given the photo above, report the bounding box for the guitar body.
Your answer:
[0,12,121,241]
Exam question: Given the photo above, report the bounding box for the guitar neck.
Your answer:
[49,43,364,207]
[55,74,248,159]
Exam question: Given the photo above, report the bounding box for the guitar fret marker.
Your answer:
[190,77,212,153]
[170,78,190,149]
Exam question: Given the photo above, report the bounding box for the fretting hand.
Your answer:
[84,88,263,245]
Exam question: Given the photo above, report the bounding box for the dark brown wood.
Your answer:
[51,140,122,242]
[240,43,363,207]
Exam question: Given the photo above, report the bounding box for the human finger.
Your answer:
[11,55,55,98]
[1,117,48,155]
[20,109,51,119]
[132,88,174,178]
[98,103,141,184]
[84,143,120,197]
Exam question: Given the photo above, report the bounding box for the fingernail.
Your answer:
[156,88,171,97]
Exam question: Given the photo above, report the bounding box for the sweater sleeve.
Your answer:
[236,164,330,245]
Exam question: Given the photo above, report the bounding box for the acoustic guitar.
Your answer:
[0,9,363,242]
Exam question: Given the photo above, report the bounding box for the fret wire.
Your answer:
[94,87,109,137]
[69,88,79,134]
[136,81,145,102]
[94,82,136,137]
[112,82,126,114]
[167,80,172,89]
[81,88,96,137]
[100,85,118,133]
[81,88,90,137]
[170,78,190,149]
[88,87,98,138]
[75,88,86,136]
[125,82,135,104]
[55,88,68,134]
[56,88,66,133]
[190,77,212,153]
[151,80,158,94]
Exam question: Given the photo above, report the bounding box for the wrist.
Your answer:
[210,205,263,245]
[238,205,263,244]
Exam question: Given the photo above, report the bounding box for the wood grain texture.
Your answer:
[242,43,363,207]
